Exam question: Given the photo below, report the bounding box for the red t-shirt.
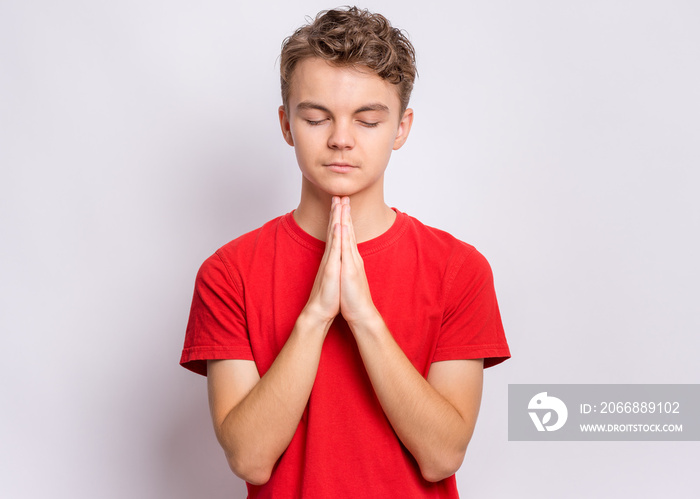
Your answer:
[181,209,510,498]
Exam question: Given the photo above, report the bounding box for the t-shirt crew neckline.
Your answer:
[282,207,409,256]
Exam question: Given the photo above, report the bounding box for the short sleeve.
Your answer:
[433,246,511,368]
[180,251,254,376]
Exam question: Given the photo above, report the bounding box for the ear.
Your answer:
[393,108,414,150]
[278,105,294,146]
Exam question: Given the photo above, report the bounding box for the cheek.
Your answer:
[368,129,399,157]
[293,143,311,169]
[289,129,313,159]
[292,134,325,173]
[291,124,324,149]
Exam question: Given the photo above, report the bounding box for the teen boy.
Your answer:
[181,7,510,498]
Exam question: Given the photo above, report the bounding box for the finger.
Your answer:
[332,222,341,254]
[341,203,353,249]
[326,197,339,231]
[346,203,358,249]
[341,211,360,267]
[341,220,352,265]
[328,222,342,272]
[340,201,347,227]
[324,200,342,245]
[320,222,341,285]
[333,198,342,226]
[341,203,361,261]
[330,203,342,253]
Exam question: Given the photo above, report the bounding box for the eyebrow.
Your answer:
[296,101,390,114]
[355,103,390,113]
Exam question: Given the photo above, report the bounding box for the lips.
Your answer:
[324,162,358,173]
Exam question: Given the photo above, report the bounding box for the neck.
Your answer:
[293,177,396,243]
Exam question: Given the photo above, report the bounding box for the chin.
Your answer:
[301,168,384,199]
[325,186,360,197]
[307,178,365,198]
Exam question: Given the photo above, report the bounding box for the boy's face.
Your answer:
[279,57,413,199]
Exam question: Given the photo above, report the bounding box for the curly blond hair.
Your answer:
[280,6,417,114]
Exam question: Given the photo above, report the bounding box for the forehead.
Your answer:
[288,57,401,113]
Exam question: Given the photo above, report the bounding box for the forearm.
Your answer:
[350,315,477,482]
[215,199,343,484]
[215,311,329,484]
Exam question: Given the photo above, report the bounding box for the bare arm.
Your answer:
[207,313,326,485]
[338,199,484,482]
[207,199,344,485]
[350,318,483,482]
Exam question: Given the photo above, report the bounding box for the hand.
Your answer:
[339,198,379,327]
[302,196,342,330]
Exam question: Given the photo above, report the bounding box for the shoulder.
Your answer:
[394,212,497,300]
[401,213,471,251]
[198,214,287,284]
[214,213,288,261]
[399,211,488,274]
[217,214,285,256]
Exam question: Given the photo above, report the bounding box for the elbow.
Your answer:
[419,442,469,483]
[226,454,273,486]
[420,456,465,483]
[216,429,275,485]
[420,459,463,483]
[212,413,276,485]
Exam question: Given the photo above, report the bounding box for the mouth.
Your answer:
[324,162,358,173]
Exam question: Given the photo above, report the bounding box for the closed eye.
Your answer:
[359,121,379,128]
[305,119,327,126]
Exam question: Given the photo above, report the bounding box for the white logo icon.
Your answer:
[528,392,568,431]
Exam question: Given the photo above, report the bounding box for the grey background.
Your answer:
[1,0,698,497]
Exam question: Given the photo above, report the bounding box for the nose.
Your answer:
[327,120,355,150]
